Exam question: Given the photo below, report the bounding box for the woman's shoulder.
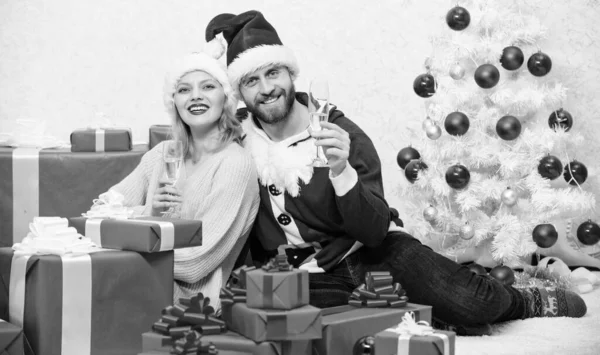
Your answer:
[218,142,256,171]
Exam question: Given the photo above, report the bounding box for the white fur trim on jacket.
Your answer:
[228,45,300,99]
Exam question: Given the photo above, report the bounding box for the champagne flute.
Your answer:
[162,140,183,216]
[308,79,329,167]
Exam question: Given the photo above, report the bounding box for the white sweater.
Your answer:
[109,140,259,312]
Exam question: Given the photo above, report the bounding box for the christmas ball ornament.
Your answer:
[548,109,573,132]
[396,147,421,169]
[527,51,552,77]
[489,265,515,286]
[467,263,487,276]
[353,336,375,355]
[537,155,563,180]
[449,63,466,80]
[423,206,438,222]
[576,220,600,246]
[405,160,428,183]
[501,187,518,207]
[413,73,437,98]
[474,64,500,89]
[425,123,442,140]
[446,6,471,31]
[500,46,524,71]
[495,115,521,140]
[459,223,475,240]
[445,164,470,190]
[444,111,470,136]
[422,116,435,130]
[564,160,588,186]
[532,223,558,248]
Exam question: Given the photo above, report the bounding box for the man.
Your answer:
[205,10,586,333]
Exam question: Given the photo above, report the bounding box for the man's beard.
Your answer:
[246,85,296,125]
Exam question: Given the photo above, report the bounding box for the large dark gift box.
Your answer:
[0,145,147,247]
[221,303,322,342]
[70,128,132,152]
[0,247,173,355]
[0,319,25,355]
[149,125,172,150]
[312,303,432,355]
[69,216,202,252]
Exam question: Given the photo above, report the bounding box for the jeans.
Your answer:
[308,231,526,325]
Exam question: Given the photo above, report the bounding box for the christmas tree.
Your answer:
[397,1,600,269]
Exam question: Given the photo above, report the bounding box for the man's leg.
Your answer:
[308,258,357,308]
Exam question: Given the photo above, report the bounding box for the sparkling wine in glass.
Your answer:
[162,140,183,216]
[308,79,329,167]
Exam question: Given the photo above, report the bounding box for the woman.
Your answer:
[107,37,260,312]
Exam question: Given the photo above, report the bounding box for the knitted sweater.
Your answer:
[108,140,259,312]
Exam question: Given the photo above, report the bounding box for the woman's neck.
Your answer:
[188,127,223,164]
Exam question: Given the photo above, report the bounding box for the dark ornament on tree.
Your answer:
[532,223,558,248]
[564,160,588,186]
[397,147,421,169]
[496,115,521,140]
[577,220,600,246]
[548,109,573,132]
[474,64,500,89]
[445,164,470,190]
[527,51,552,77]
[413,73,437,98]
[467,263,487,276]
[353,335,376,355]
[444,111,470,136]
[537,155,562,180]
[489,265,515,286]
[500,46,524,70]
[405,160,428,183]
[446,6,471,31]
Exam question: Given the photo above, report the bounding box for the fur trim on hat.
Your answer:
[228,44,299,99]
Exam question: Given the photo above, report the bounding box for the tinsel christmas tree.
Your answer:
[397,0,599,268]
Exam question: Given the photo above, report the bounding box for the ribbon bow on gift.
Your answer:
[12,217,96,255]
[219,265,255,305]
[170,330,219,355]
[391,311,434,336]
[151,292,226,350]
[262,255,293,272]
[82,190,135,219]
[349,271,409,308]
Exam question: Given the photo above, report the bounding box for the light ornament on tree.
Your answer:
[459,223,475,240]
[422,116,435,130]
[501,187,518,207]
[423,205,438,222]
[425,123,442,140]
[449,62,466,80]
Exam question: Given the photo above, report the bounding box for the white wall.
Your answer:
[1,0,599,217]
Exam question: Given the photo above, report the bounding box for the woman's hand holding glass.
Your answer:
[151,179,183,217]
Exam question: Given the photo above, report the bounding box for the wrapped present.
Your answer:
[69,215,202,252]
[203,331,310,355]
[149,125,172,150]
[349,271,409,308]
[138,350,252,355]
[0,145,147,247]
[313,303,432,355]
[221,302,322,342]
[219,266,255,306]
[70,127,132,152]
[374,312,455,355]
[245,256,309,310]
[0,318,25,355]
[0,246,173,355]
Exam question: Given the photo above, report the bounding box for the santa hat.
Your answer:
[205,10,300,98]
[163,35,236,119]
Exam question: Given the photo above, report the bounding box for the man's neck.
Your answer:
[260,99,309,142]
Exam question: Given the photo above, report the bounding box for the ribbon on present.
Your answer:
[8,220,108,355]
[388,312,450,355]
[169,330,219,355]
[81,190,135,220]
[151,293,226,345]
[348,271,409,308]
[219,265,255,306]
[261,255,293,272]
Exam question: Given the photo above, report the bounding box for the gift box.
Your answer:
[0,145,147,247]
[149,125,172,150]
[374,312,455,355]
[138,350,252,355]
[0,247,173,355]
[70,128,132,152]
[312,303,432,355]
[68,216,202,252]
[245,257,309,310]
[221,303,322,342]
[0,318,25,355]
